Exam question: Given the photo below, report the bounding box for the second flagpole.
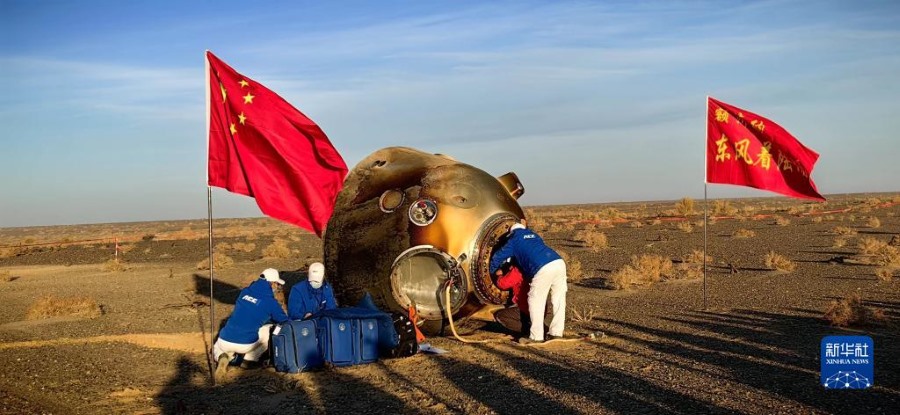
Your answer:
[703,96,709,310]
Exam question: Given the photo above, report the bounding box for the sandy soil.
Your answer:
[1,193,898,414]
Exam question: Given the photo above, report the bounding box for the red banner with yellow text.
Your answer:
[206,51,348,236]
[707,97,824,201]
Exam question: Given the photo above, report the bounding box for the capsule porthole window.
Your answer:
[408,199,438,226]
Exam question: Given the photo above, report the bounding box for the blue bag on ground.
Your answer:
[314,294,399,366]
[272,319,322,373]
[355,293,400,352]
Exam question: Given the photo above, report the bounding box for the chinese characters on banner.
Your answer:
[206,51,348,237]
[707,97,824,201]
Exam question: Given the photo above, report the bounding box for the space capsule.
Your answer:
[324,147,525,332]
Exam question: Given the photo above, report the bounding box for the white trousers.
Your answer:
[212,324,273,362]
[527,259,567,341]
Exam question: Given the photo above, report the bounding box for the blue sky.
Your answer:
[2,0,899,227]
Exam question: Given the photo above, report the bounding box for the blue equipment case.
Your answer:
[317,316,380,366]
[272,319,323,373]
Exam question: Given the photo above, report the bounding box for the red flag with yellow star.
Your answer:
[206,51,348,236]
[707,97,824,201]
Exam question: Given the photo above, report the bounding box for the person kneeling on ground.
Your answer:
[288,262,337,320]
[213,268,289,378]
[489,220,568,344]
[494,261,532,338]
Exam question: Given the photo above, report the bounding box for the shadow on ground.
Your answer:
[597,307,899,413]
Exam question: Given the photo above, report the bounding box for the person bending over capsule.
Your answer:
[489,220,568,344]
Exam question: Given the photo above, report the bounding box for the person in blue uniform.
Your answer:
[288,262,337,320]
[489,220,568,344]
[213,268,289,378]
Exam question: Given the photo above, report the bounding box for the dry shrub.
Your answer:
[547,222,566,233]
[170,226,204,240]
[875,268,893,282]
[608,254,673,289]
[676,222,694,233]
[264,376,300,394]
[196,253,235,270]
[857,237,886,256]
[629,221,644,228]
[773,216,791,226]
[262,239,292,259]
[712,200,739,216]
[607,266,640,290]
[864,197,882,207]
[215,242,233,252]
[674,252,711,280]
[674,263,703,280]
[0,247,22,259]
[831,226,856,236]
[833,237,849,248]
[764,251,796,273]
[867,217,881,228]
[599,208,624,220]
[26,295,102,320]
[650,219,662,226]
[694,220,705,228]
[733,229,756,238]
[232,242,256,253]
[103,259,126,272]
[684,249,713,265]
[569,306,596,323]
[529,217,548,232]
[675,197,695,216]
[890,235,900,247]
[573,231,608,251]
[824,294,885,327]
[557,251,583,281]
[848,214,857,222]
[824,215,836,221]
[855,237,900,266]
[810,216,823,223]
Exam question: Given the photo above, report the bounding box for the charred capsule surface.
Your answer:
[324,147,525,328]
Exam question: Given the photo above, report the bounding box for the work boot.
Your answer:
[215,353,230,380]
[547,333,578,341]
[517,337,544,345]
[240,360,264,370]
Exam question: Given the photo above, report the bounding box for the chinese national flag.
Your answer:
[707,97,824,201]
[206,51,348,236]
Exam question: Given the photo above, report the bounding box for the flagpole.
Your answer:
[207,186,215,370]
[205,51,217,386]
[703,96,709,310]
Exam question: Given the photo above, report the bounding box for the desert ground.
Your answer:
[1,193,898,414]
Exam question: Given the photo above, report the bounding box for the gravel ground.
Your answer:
[1,194,898,414]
